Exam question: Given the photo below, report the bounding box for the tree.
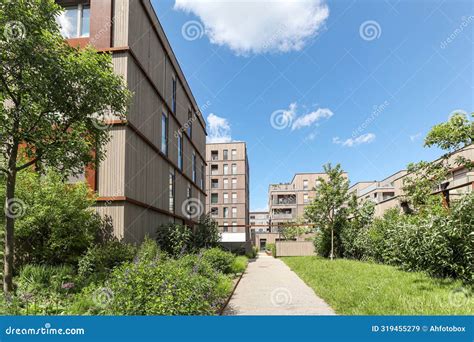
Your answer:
[304,163,350,260]
[0,0,131,292]
[402,112,474,211]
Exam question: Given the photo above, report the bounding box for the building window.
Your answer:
[232,178,237,189]
[187,111,193,138]
[223,207,229,218]
[232,222,237,233]
[186,185,191,199]
[223,164,228,175]
[211,193,218,204]
[231,164,237,175]
[211,150,218,161]
[161,113,168,155]
[232,192,237,204]
[211,164,218,175]
[223,149,228,160]
[303,193,309,203]
[57,4,90,38]
[303,180,308,190]
[177,132,183,171]
[232,207,237,218]
[192,152,196,182]
[223,223,228,233]
[223,193,229,204]
[231,149,237,160]
[200,163,204,190]
[211,179,219,189]
[211,207,218,217]
[169,170,175,213]
[223,178,229,189]
[172,76,177,113]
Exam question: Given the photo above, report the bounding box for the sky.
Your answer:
[151,0,473,211]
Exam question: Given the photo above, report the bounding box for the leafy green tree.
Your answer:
[305,163,350,260]
[0,0,130,292]
[403,112,473,211]
[280,216,308,240]
[192,214,221,249]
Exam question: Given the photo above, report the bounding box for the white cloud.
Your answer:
[292,108,333,130]
[333,133,376,147]
[175,0,329,55]
[206,113,232,143]
[409,132,422,142]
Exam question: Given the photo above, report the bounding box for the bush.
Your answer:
[104,258,231,315]
[136,236,161,262]
[201,248,235,274]
[17,264,76,294]
[246,246,257,259]
[78,241,137,278]
[313,217,345,258]
[230,256,248,274]
[192,215,221,249]
[1,170,111,268]
[156,223,193,257]
[340,194,474,282]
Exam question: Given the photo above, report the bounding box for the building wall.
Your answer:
[59,0,207,243]
[268,173,341,226]
[206,142,250,246]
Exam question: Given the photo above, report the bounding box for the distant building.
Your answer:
[206,142,250,252]
[249,211,270,232]
[350,144,474,217]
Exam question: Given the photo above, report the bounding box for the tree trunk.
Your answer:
[3,144,18,293]
[330,227,334,261]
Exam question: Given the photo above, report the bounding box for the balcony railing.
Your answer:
[272,213,294,219]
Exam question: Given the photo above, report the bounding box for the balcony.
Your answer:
[272,213,294,219]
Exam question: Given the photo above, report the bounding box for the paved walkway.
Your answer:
[223,253,335,315]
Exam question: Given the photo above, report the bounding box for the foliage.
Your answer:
[0,169,111,268]
[136,236,162,262]
[305,163,350,259]
[78,241,137,279]
[192,215,221,249]
[17,264,76,295]
[156,223,193,257]
[341,199,375,259]
[340,195,474,282]
[313,216,345,258]
[283,256,473,315]
[266,243,276,257]
[104,258,232,315]
[201,248,236,274]
[230,256,248,274]
[246,246,258,259]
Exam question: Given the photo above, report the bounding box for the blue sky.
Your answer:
[152,0,473,211]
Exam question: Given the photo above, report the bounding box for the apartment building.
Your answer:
[350,144,474,217]
[268,173,338,227]
[249,211,270,232]
[206,142,250,251]
[57,0,207,242]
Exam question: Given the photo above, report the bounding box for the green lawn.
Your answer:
[282,256,473,315]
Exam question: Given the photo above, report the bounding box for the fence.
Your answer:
[275,241,315,257]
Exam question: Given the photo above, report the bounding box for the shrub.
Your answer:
[78,241,137,278]
[192,215,221,249]
[17,264,76,294]
[230,256,248,274]
[246,246,257,259]
[136,236,162,262]
[313,217,345,258]
[201,248,235,274]
[156,223,193,257]
[104,258,231,315]
[1,170,110,268]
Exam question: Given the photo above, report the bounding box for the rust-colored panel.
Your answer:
[66,37,90,48]
[85,150,97,191]
[90,0,113,49]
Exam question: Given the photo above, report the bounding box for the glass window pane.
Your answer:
[81,5,90,37]
[57,6,78,38]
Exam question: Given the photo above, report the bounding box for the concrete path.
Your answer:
[223,253,335,315]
